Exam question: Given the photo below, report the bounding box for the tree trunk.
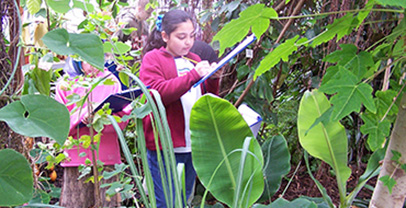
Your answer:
[60,166,121,207]
[369,93,406,208]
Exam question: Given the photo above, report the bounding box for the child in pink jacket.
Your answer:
[55,58,131,206]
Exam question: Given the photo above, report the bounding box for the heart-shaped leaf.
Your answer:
[0,94,70,145]
[0,149,33,206]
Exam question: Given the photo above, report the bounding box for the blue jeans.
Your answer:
[147,150,196,208]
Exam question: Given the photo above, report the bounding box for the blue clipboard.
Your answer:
[193,34,257,88]
[78,87,144,128]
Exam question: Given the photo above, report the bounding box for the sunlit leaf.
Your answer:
[103,41,131,55]
[357,0,375,28]
[213,4,277,55]
[298,90,351,188]
[27,0,42,15]
[72,0,95,12]
[46,0,71,13]
[310,14,358,47]
[254,36,300,79]
[375,0,406,8]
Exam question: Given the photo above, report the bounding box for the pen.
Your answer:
[182,56,199,64]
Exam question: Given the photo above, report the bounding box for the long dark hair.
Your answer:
[142,9,195,55]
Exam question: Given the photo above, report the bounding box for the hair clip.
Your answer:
[156,14,164,32]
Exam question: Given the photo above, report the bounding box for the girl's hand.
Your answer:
[195,61,211,77]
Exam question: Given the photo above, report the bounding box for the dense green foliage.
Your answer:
[1,0,406,207]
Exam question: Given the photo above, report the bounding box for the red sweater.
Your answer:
[140,47,219,150]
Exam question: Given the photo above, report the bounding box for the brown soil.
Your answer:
[48,159,376,207]
[271,161,375,207]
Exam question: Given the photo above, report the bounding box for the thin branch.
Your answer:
[234,0,306,107]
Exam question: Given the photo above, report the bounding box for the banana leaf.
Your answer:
[190,94,264,208]
[297,90,351,201]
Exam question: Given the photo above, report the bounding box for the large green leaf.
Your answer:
[319,68,376,121]
[323,44,374,79]
[190,94,264,208]
[0,94,70,145]
[46,0,71,13]
[213,4,277,55]
[260,134,291,201]
[310,14,358,48]
[41,28,104,69]
[0,149,33,206]
[254,36,308,79]
[297,90,351,193]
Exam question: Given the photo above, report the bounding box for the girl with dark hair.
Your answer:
[139,9,220,207]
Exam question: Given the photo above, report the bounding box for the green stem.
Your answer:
[0,0,22,97]
[273,8,403,21]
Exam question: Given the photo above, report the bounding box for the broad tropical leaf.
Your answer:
[319,68,376,121]
[260,135,291,201]
[42,28,104,69]
[213,4,277,55]
[0,94,70,145]
[298,90,351,189]
[190,94,264,208]
[0,149,33,206]
[323,44,374,79]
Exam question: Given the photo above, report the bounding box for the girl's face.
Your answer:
[162,19,195,57]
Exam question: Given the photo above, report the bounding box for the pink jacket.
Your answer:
[140,47,219,150]
[55,69,131,167]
